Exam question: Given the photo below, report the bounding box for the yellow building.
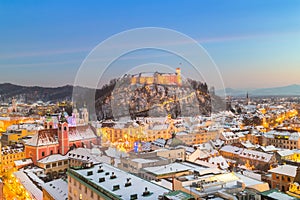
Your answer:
[1,144,26,172]
[1,124,40,146]
[100,120,179,151]
[0,117,36,133]
[175,130,219,146]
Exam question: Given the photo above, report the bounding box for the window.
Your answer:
[64,160,68,165]
[64,126,67,131]
[85,186,87,194]
[91,191,94,198]
[42,152,45,157]
[50,150,53,155]
[52,163,57,167]
[58,161,62,166]
[46,164,50,169]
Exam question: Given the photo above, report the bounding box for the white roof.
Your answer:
[208,156,229,170]
[277,149,294,157]
[14,158,33,167]
[143,163,190,175]
[42,179,68,200]
[131,158,159,164]
[38,154,68,164]
[68,147,111,165]
[267,190,297,200]
[260,145,279,152]
[69,163,169,200]
[269,165,298,177]
[14,171,43,200]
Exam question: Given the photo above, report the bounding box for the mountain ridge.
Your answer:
[216,84,300,96]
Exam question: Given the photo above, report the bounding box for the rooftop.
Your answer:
[42,179,68,200]
[14,171,43,200]
[69,163,169,200]
[143,162,191,176]
[268,165,298,177]
[38,154,68,164]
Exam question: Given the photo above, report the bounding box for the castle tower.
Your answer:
[176,68,182,86]
[81,103,89,124]
[58,111,69,155]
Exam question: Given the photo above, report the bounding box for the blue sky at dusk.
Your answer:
[0,0,300,89]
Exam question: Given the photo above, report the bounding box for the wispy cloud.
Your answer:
[0,59,80,68]
[0,47,91,59]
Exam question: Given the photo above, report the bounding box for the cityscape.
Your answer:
[1,1,300,200]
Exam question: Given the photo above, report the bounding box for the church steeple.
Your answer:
[58,108,69,155]
[59,108,68,123]
[246,92,250,105]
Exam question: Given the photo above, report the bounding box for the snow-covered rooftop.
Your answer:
[14,171,43,200]
[143,163,191,176]
[38,154,68,164]
[69,163,169,200]
[268,165,298,177]
[42,179,68,200]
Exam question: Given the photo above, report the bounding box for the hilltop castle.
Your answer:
[130,68,182,86]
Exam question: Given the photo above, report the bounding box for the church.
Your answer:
[25,107,99,164]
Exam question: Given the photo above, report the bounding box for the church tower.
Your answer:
[44,110,54,129]
[72,103,80,125]
[12,97,17,112]
[246,92,250,105]
[58,110,69,155]
[81,103,89,124]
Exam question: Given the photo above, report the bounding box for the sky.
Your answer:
[0,0,300,89]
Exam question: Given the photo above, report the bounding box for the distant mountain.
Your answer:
[0,83,74,102]
[216,84,300,97]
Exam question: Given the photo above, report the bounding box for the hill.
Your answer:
[216,84,300,97]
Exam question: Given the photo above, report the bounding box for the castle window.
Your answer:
[42,152,45,157]
[64,126,67,131]
[50,150,53,155]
